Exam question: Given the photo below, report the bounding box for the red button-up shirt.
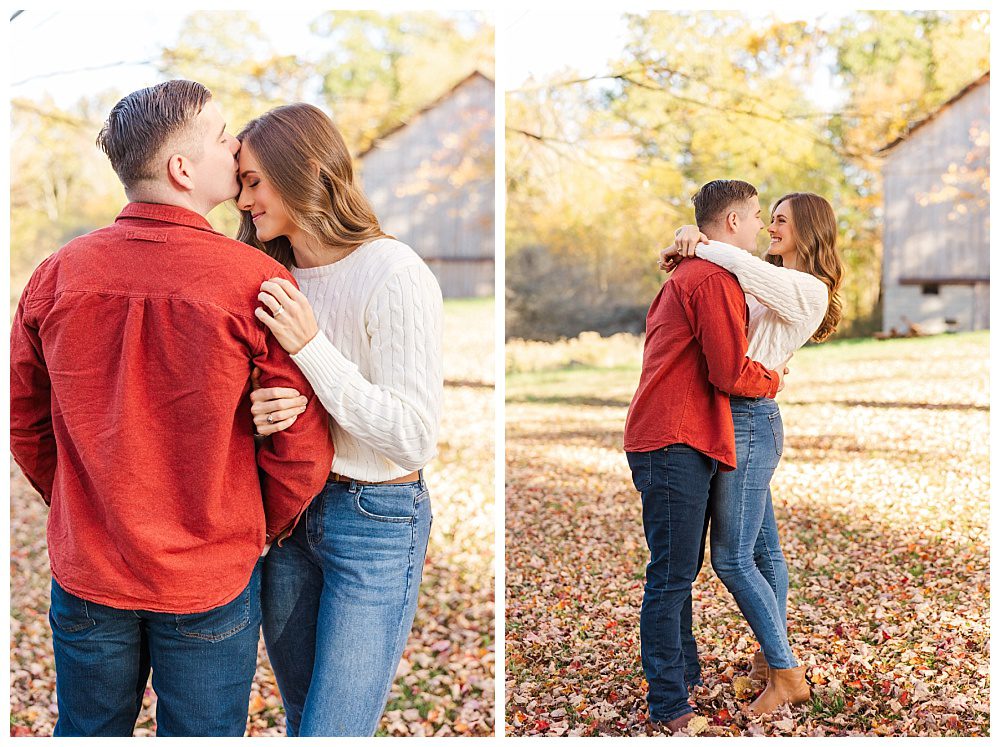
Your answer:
[10,202,334,613]
[624,258,779,471]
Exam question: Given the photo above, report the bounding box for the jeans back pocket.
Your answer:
[49,579,97,633]
[175,571,256,642]
[626,450,653,493]
[768,412,784,457]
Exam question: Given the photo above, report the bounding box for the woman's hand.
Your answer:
[658,225,709,272]
[658,243,682,273]
[674,225,709,256]
[250,378,308,436]
[256,277,319,355]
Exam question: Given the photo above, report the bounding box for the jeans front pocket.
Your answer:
[49,579,97,633]
[354,484,420,524]
[175,567,256,642]
[768,411,784,457]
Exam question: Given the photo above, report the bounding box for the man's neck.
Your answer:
[126,187,213,217]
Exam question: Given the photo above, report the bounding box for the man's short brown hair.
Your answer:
[96,80,211,190]
[691,179,758,228]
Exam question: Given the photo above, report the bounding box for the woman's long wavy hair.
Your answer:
[235,103,390,268]
[766,192,845,342]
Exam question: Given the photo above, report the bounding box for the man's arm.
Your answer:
[686,272,780,398]
[250,270,334,543]
[10,286,57,504]
[253,330,334,543]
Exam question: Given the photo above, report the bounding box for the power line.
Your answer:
[12,58,158,86]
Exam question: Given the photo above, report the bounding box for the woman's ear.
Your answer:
[166,153,195,191]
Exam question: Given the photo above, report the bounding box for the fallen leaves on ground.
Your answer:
[9,299,495,737]
[505,331,988,736]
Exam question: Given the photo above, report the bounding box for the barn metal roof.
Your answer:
[358,70,494,159]
[878,70,989,154]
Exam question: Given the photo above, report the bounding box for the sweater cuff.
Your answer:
[291,330,357,394]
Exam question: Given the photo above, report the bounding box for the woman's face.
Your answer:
[236,144,295,242]
[766,201,797,261]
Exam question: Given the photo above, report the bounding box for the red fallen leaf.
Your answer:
[10,726,32,737]
[713,709,732,724]
[880,681,894,695]
[881,629,892,642]
[846,680,863,689]
[535,720,550,731]
[945,716,961,730]
[834,623,846,638]
[608,691,619,703]
[605,620,617,629]
[899,690,911,705]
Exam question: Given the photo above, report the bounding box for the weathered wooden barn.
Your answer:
[358,71,495,298]
[878,72,989,334]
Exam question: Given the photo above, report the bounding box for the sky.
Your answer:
[10,8,854,109]
[503,9,851,108]
[9,10,341,107]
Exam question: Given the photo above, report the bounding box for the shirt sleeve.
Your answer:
[289,263,444,472]
[686,272,780,399]
[252,271,335,543]
[10,278,57,505]
[695,241,828,325]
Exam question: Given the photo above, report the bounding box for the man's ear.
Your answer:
[166,153,195,192]
[726,210,739,232]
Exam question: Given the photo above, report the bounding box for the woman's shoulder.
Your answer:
[360,237,422,264]
[357,238,441,297]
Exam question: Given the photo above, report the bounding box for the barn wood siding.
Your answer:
[881,79,989,332]
[360,74,495,298]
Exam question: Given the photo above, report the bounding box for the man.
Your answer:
[623,180,784,733]
[10,80,334,737]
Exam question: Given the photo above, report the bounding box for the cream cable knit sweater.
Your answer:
[289,238,444,482]
[695,241,829,371]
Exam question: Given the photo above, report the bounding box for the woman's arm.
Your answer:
[694,242,828,325]
[261,267,444,472]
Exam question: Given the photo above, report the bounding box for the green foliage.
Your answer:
[506,10,989,340]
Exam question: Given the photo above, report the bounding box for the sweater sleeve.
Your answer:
[686,272,780,399]
[695,241,828,325]
[290,263,444,472]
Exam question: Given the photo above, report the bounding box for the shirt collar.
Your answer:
[115,202,220,233]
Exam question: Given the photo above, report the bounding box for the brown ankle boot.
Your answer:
[749,650,769,684]
[749,665,810,715]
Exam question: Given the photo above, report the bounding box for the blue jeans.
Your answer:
[49,559,263,736]
[627,444,717,723]
[262,475,432,737]
[709,396,797,669]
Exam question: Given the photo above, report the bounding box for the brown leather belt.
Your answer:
[329,471,421,486]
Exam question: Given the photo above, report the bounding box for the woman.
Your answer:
[234,103,443,736]
[658,193,844,715]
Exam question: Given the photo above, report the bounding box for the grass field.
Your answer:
[505,331,988,737]
[10,297,495,737]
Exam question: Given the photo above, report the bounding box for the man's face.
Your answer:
[731,195,764,252]
[185,101,241,208]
